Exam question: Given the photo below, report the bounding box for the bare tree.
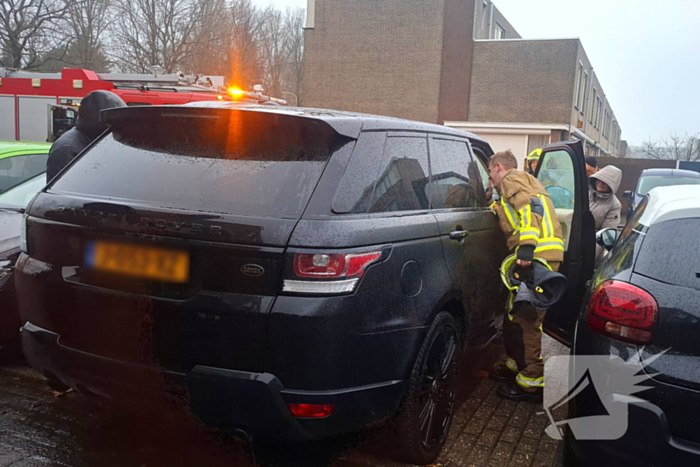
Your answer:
[0,0,72,69]
[259,7,287,97]
[641,133,700,162]
[38,0,112,71]
[283,7,304,105]
[226,0,265,89]
[109,0,217,73]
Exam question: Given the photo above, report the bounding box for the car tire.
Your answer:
[390,311,461,465]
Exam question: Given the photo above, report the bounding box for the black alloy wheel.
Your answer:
[391,312,461,465]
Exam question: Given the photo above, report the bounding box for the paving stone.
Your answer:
[514,436,539,456]
[538,437,560,454]
[473,405,496,420]
[500,425,523,444]
[532,450,557,467]
[508,452,534,467]
[463,417,488,436]
[485,415,509,431]
[476,430,500,448]
[462,445,492,467]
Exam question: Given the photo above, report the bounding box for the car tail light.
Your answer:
[283,251,383,295]
[587,280,658,345]
[287,403,335,418]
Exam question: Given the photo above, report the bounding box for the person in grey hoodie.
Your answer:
[588,165,622,266]
[46,90,126,182]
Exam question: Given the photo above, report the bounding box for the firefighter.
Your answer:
[486,150,565,403]
[526,148,541,175]
[47,90,126,182]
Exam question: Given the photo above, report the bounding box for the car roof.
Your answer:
[640,168,700,178]
[176,101,490,145]
[0,141,51,158]
[638,185,700,226]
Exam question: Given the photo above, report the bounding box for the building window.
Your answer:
[494,23,506,39]
[573,62,583,109]
[596,99,603,129]
[579,71,588,114]
[589,89,597,123]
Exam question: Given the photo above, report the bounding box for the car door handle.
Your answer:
[449,230,470,241]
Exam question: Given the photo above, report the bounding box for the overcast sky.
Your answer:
[253,0,700,145]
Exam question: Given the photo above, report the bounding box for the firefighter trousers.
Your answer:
[503,261,560,392]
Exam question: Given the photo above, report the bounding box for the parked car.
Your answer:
[15,103,596,464]
[0,173,47,352]
[0,141,50,352]
[623,168,700,218]
[561,184,700,466]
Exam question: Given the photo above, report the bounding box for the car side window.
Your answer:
[472,150,491,197]
[0,153,49,192]
[536,150,576,209]
[427,138,487,209]
[368,135,430,213]
[332,131,387,214]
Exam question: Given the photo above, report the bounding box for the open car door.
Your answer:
[535,140,595,345]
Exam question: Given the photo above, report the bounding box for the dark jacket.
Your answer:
[46,91,126,182]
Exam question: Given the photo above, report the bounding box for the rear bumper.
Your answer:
[568,395,700,467]
[21,322,405,441]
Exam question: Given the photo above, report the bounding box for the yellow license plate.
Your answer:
[87,241,190,283]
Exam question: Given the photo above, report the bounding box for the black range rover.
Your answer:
[17,103,512,464]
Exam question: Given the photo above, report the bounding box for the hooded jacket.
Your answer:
[588,165,622,231]
[589,165,622,267]
[46,90,126,181]
[491,169,564,264]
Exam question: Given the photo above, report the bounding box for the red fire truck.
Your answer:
[0,68,286,142]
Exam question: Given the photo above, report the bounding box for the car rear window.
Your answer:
[50,109,341,218]
[637,175,700,196]
[635,218,700,290]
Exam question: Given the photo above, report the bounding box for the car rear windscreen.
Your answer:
[637,175,700,196]
[50,109,340,218]
[635,218,700,290]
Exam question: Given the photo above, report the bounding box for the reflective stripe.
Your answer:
[506,358,518,372]
[539,194,555,239]
[502,201,520,230]
[516,373,544,388]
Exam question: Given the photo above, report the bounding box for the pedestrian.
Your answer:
[486,150,565,403]
[589,165,622,267]
[585,156,598,177]
[46,90,126,182]
[526,148,541,175]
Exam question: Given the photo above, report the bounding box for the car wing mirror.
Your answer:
[596,228,618,251]
[623,190,632,199]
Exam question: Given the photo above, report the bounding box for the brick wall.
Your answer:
[469,39,578,124]
[303,0,446,123]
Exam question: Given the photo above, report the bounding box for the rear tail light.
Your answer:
[283,251,383,295]
[587,280,658,345]
[287,403,335,418]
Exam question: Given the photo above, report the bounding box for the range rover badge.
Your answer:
[241,264,265,277]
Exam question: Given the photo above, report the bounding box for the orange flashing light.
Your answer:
[228,88,245,97]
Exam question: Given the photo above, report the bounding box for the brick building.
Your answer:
[303,0,623,162]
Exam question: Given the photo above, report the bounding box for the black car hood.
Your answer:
[0,209,22,254]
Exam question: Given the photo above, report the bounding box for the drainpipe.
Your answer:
[489,2,495,39]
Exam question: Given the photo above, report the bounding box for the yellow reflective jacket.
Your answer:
[490,169,564,263]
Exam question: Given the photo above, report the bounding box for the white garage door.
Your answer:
[18,96,55,142]
[0,96,16,141]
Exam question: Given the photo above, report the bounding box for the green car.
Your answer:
[0,141,51,193]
